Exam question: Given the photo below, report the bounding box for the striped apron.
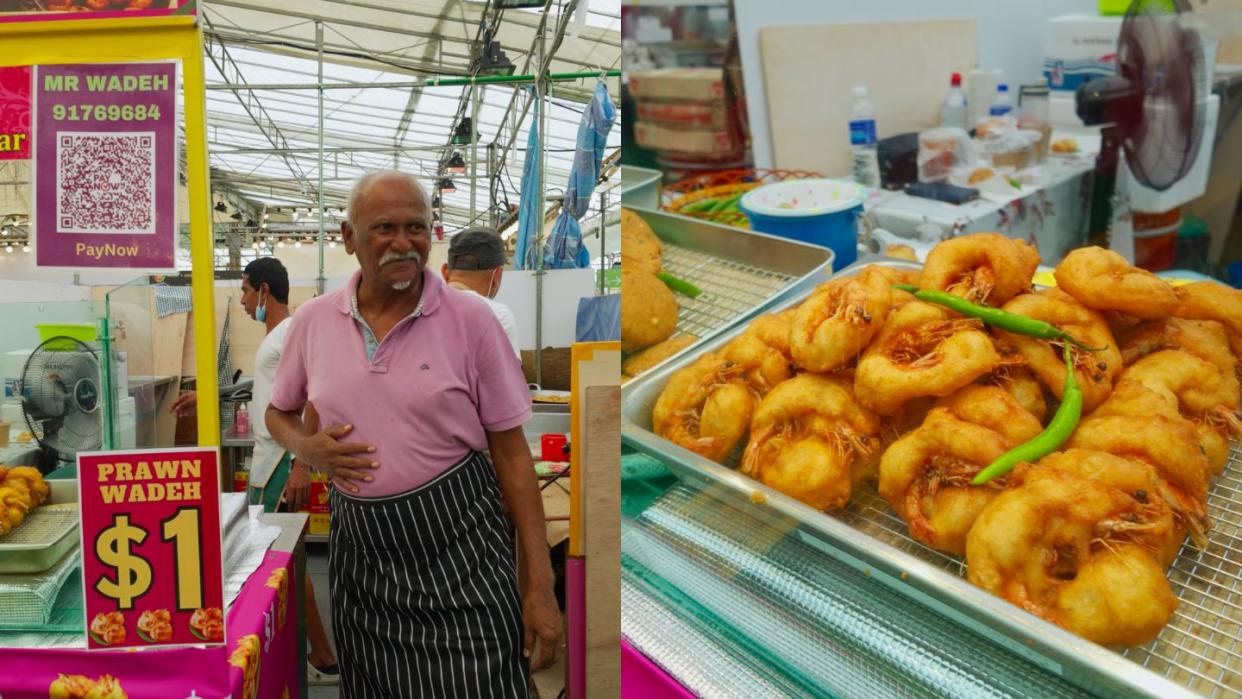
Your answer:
[328,451,530,698]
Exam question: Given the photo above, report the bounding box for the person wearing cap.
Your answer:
[265,170,561,697]
[443,226,521,359]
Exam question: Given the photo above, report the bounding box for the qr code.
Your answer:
[56,132,156,234]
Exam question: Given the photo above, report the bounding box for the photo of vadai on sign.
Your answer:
[32,61,178,270]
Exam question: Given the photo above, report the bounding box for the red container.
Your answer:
[541,434,568,462]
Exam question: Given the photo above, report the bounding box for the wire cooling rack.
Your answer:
[660,244,798,344]
[835,444,1242,698]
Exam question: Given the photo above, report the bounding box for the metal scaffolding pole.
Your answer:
[204,70,619,92]
[470,82,479,225]
[598,190,607,295]
[534,15,546,389]
[317,21,327,294]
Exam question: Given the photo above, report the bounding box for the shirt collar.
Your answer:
[335,266,442,316]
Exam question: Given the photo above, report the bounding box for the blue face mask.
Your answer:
[255,292,267,323]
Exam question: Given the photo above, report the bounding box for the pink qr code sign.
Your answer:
[56,132,156,234]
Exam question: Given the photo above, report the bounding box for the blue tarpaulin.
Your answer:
[575,294,620,343]
[514,86,542,270]
[542,81,617,269]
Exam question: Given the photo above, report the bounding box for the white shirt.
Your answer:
[249,316,293,489]
[448,282,521,359]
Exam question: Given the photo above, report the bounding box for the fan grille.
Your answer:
[20,338,103,462]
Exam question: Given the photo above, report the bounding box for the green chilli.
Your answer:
[894,285,1104,351]
[973,344,1083,485]
[657,271,703,298]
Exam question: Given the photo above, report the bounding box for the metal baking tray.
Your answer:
[0,480,80,574]
[0,542,79,629]
[623,206,834,379]
[621,257,1240,699]
[621,166,664,210]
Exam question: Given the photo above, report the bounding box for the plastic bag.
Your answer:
[918,127,981,183]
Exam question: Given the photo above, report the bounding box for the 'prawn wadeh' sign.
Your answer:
[77,447,225,650]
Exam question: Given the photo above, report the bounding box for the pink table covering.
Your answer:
[621,640,695,699]
[0,550,299,699]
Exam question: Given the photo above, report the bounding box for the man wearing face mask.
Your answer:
[170,257,340,685]
[441,227,521,359]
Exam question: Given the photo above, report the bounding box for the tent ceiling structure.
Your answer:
[200,0,622,233]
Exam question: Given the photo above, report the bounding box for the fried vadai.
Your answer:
[741,374,881,511]
[621,208,662,275]
[621,268,678,352]
[919,232,1040,306]
[621,335,698,377]
[1053,246,1178,319]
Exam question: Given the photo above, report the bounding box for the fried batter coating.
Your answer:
[866,262,922,287]
[855,301,1005,415]
[622,335,698,377]
[621,208,662,274]
[741,374,882,511]
[621,268,678,352]
[652,353,753,463]
[919,232,1040,306]
[996,290,1122,412]
[878,408,1016,555]
[743,308,797,358]
[1038,449,1183,565]
[978,365,1048,422]
[1172,281,1242,359]
[721,333,793,396]
[884,244,919,261]
[790,267,892,373]
[1067,412,1210,512]
[966,467,1177,646]
[1053,246,1178,319]
[933,385,1043,447]
[1122,350,1240,431]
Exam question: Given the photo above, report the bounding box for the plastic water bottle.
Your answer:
[939,72,968,129]
[234,402,250,436]
[989,83,1014,117]
[849,85,880,188]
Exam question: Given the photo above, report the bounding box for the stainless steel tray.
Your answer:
[621,166,663,210]
[0,480,80,574]
[621,256,1238,699]
[623,206,834,379]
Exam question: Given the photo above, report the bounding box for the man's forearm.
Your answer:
[501,466,555,587]
[488,431,555,587]
[266,405,307,460]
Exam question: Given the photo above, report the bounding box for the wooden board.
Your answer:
[759,19,977,176]
[582,384,620,697]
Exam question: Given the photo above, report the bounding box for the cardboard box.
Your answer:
[1043,15,1122,92]
[636,99,730,130]
[627,68,725,102]
[634,121,738,157]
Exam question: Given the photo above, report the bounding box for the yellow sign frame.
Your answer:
[0,16,221,449]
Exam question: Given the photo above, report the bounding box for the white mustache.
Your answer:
[379,250,422,266]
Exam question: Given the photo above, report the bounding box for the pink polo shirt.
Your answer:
[269,268,531,497]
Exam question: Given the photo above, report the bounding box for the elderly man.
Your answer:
[442,227,521,358]
[266,170,560,697]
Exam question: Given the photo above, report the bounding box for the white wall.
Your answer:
[734,0,1096,168]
